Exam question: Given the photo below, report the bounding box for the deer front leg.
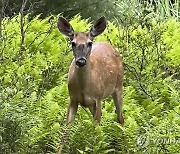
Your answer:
[66,100,78,124]
[88,101,96,118]
[94,100,101,123]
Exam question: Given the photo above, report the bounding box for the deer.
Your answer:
[57,16,124,125]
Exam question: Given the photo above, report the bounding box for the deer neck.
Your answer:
[75,58,91,89]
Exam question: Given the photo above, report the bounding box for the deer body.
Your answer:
[57,17,124,124]
[68,42,123,105]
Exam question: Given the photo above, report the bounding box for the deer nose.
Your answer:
[76,57,86,67]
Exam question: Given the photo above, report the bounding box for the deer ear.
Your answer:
[90,16,106,39]
[57,17,74,40]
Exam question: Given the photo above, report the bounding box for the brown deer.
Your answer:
[57,16,124,124]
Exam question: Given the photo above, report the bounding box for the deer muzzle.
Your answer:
[76,57,87,67]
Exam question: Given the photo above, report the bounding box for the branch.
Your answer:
[20,0,28,49]
[124,62,154,101]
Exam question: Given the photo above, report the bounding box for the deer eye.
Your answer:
[71,42,76,47]
[87,42,92,47]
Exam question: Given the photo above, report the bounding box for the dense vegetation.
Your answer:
[0,13,179,153]
[1,0,180,21]
[0,0,180,153]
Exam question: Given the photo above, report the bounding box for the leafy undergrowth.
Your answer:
[0,15,179,153]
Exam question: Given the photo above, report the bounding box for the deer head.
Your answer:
[57,17,107,67]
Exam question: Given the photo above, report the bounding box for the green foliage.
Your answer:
[112,0,180,28]
[0,14,180,153]
[2,0,118,20]
[162,18,180,67]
